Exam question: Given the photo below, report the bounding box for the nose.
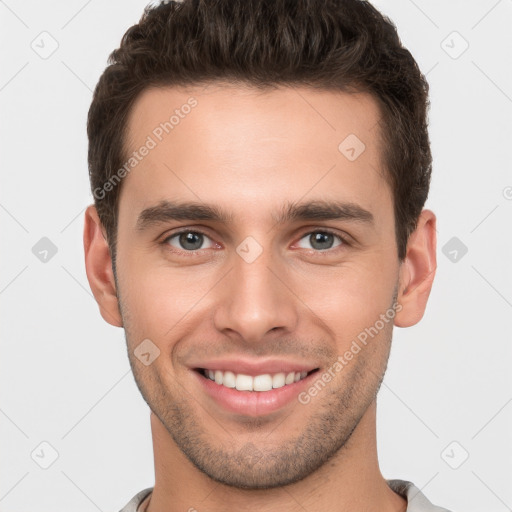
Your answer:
[213,245,299,344]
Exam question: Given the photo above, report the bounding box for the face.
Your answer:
[105,84,406,488]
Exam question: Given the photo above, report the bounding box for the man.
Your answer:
[84,0,450,510]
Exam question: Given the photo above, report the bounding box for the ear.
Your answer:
[83,205,123,327]
[394,209,437,328]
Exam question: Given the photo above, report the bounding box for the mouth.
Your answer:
[192,366,321,417]
[195,367,320,392]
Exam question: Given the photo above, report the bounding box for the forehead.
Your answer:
[120,83,390,226]
[125,83,383,157]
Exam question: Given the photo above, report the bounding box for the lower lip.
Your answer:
[193,370,318,417]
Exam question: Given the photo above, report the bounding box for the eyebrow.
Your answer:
[136,199,374,232]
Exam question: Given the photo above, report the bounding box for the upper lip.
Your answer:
[191,358,319,376]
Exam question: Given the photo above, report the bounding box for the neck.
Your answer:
[144,402,406,512]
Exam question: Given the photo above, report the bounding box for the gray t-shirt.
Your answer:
[118,480,453,511]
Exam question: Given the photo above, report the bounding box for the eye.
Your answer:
[296,230,345,251]
[164,230,216,252]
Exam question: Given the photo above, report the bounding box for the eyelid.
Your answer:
[162,228,213,242]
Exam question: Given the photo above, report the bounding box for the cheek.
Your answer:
[291,259,398,345]
[118,259,217,343]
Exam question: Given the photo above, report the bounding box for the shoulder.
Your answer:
[387,479,453,512]
[118,488,153,512]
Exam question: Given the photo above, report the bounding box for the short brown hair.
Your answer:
[87,0,432,264]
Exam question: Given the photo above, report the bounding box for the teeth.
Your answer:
[272,373,285,388]
[253,374,273,392]
[203,369,310,391]
[235,374,253,391]
[222,371,236,388]
[285,372,295,385]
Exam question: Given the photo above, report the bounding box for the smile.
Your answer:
[193,366,321,416]
[198,368,316,392]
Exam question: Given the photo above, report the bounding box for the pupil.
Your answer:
[180,232,203,250]
[311,232,333,250]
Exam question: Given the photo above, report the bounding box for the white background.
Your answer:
[1,1,511,510]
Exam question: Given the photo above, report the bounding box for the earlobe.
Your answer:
[394,209,437,328]
[83,205,123,327]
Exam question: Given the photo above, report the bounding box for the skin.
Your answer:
[84,84,436,512]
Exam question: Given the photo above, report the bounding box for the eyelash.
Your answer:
[161,228,351,256]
